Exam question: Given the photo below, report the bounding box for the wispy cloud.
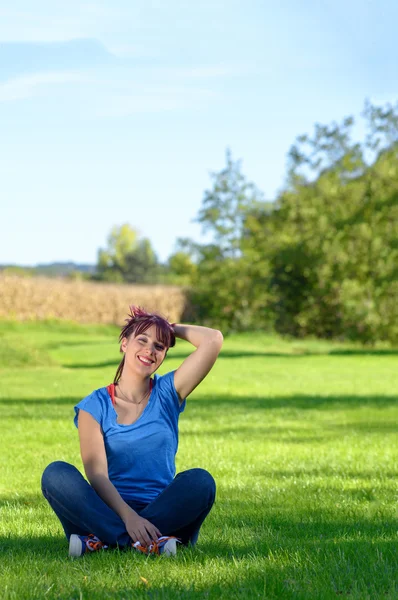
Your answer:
[1,37,253,82]
[93,86,217,117]
[0,46,249,112]
[0,5,123,43]
[0,67,218,115]
[0,39,118,81]
[160,64,256,79]
[0,71,88,102]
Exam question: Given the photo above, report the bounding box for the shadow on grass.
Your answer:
[0,492,46,508]
[253,466,398,480]
[1,476,397,598]
[0,533,66,556]
[329,349,398,356]
[0,396,80,409]
[211,499,398,552]
[191,392,398,412]
[60,347,398,369]
[47,340,114,349]
[217,348,398,358]
[0,504,396,599]
[64,352,306,368]
[0,392,396,421]
[2,497,396,556]
[64,360,120,369]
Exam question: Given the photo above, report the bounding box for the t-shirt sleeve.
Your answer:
[74,389,104,429]
[155,371,186,417]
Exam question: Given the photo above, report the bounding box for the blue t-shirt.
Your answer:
[74,371,185,504]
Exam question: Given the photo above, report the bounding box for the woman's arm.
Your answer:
[78,410,161,545]
[173,324,223,400]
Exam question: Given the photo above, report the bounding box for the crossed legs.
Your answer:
[41,461,216,547]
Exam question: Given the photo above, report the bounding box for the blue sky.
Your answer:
[1,0,397,265]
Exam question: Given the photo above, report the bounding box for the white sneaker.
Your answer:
[132,536,179,556]
[69,534,108,557]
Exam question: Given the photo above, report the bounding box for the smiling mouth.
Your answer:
[138,356,154,366]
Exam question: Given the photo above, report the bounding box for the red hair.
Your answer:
[114,306,175,383]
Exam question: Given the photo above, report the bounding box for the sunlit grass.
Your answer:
[0,322,397,599]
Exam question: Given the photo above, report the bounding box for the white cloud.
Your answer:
[158,64,255,79]
[0,71,88,102]
[93,86,217,117]
[0,66,218,115]
[0,53,244,110]
[0,4,122,42]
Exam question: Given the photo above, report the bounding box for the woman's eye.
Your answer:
[155,344,164,351]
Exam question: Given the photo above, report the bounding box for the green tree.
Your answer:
[96,224,160,284]
[197,148,264,258]
[184,150,270,332]
[166,250,197,287]
[245,103,398,342]
[170,103,397,343]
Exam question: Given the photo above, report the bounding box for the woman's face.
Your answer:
[121,324,168,377]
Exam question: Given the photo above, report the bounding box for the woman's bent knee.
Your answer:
[183,468,216,501]
[41,461,79,492]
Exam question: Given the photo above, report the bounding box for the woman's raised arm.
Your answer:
[173,324,223,401]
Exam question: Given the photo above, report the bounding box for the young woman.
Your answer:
[41,306,223,557]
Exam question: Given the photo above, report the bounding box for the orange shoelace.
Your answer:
[86,534,106,552]
[133,536,179,555]
[133,540,161,555]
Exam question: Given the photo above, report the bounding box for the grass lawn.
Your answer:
[0,321,397,599]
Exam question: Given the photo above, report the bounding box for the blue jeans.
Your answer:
[41,461,216,547]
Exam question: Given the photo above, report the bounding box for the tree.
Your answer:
[96,224,160,284]
[244,101,398,342]
[184,103,397,343]
[197,148,264,258]
[166,250,197,287]
[183,150,271,332]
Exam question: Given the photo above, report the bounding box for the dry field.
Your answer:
[0,275,187,324]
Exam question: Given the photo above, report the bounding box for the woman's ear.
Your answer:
[121,337,128,353]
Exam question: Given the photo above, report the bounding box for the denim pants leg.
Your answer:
[139,468,216,545]
[41,461,131,546]
[42,462,216,547]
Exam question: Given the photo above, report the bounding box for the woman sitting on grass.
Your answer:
[41,306,223,557]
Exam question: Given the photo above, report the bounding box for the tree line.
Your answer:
[6,101,394,343]
[93,101,398,344]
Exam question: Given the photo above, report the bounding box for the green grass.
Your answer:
[0,322,397,599]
